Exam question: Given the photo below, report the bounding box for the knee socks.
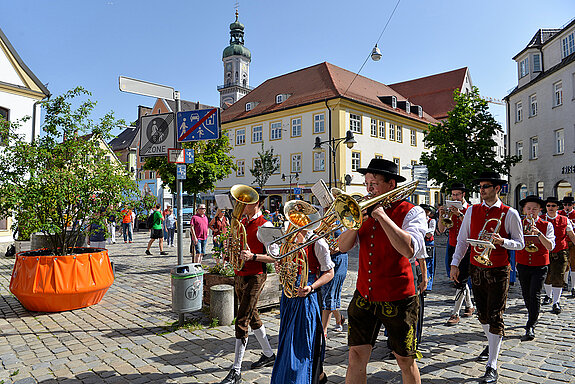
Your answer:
[487,331,503,369]
[464,284,473,308]
[544,283,552,298]
[552,286,562,305]
[233,338,248,373]
[253,325,274,357]
[453,288,465,315]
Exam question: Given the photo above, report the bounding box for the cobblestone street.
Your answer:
[1,232,574,383]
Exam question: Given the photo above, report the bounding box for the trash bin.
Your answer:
[171,263,204,313]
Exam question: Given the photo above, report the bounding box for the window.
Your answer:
[393,157,400,170]
[291,153,302,173]
[410,129,417,146]
[554,82,563,106]
[235,128,246,145]
[291,117,302,137]
[379,120,386,139]
[351,151,361,171]
[252,125,262,143]
[273,155,281,174]
[374,154,383,159]
[391,96,397,109]
[0,107,8,121]
[516,141,523,159]
[555,129,565,154]
[533,53,541,72]
[411,160,418,167]
[313,113,325,133]
[236,160,245,176]
[349,113,361,133]
[370,118,377,136]
[396,126,403,143]
[519,57,529,78]
[270,122,282,140]
[313,151,325,171]
[516,101,522,122]
[245,102,252,112]
[562,32,575,58]
[530,94,537,116]
[276,94,284,104]
[530,137,538,159]
[389,123,395,141]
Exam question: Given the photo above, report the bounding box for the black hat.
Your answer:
[519,195,545,208]
[562,196,575,204]
[357,158,406,182]
[448,182,469,192]
[420,204,435,213]
[472,171,506,185]
[545,196,561,205]
[253,187,269,201]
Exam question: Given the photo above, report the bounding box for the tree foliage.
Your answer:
[420,87,520,193]
[143,134,235,209]
[250,143,280,189]
[0,87,139,255]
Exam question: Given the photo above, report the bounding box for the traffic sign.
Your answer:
[119,76,175,100]
[177,108,220,142]
[177,164,187,180]
[293,187,302,195]
[185,149,195,164]
[139,113,175,157]
[168,148,185,163]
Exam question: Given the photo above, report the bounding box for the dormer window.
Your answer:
[276,94,284,104]
[405,101,410,113]
[245,102,252,111]
[391,96,397,109]
[519,57,529,78]
[533,53,541,72]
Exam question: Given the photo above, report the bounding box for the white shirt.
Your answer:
[304,232,335,271]
[426,218,437,237]
[451,199,524,267]
[546,213,575,234]
[250,211,280,257]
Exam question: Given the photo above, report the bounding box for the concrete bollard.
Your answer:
[210,284,234,326]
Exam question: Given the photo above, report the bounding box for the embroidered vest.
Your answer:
[547,214,569,253]
[516,219,550,266]
[469,204,511,268]
[357,200,416,302]
[235,215,268,276]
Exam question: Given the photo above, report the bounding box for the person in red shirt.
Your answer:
[516,195,555,341]
[120,207,133,243]
[338,158,427,384]
[541,196,575,314]
[559,196,575,297]
[450,171,524,384]
[437,182,474,326]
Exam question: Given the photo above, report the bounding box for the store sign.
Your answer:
[561,165,575,174]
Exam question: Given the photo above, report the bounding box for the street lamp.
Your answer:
[371,44,382,61]
[313,130,356,188]
[282,172,299,199]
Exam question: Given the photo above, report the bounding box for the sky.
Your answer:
[2,0,575,135]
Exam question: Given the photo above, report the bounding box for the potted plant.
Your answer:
[0,87,138,312]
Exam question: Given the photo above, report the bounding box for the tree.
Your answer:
[420,87,520,193]
[144,135,235,209]
[0,87,139,255]
[250,143,280,189]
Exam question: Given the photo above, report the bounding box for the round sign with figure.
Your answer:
[139,113,175,157]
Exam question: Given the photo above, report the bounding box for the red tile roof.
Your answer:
[221,62,438,125]
[389,67,469,120]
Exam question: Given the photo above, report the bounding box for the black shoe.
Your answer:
[145,250,152,255]
[552,303,562,314]
[481,366,498,383]
[477,346,489,361]
[250,353,275,369]
[542,295,552,305]
[571,288,575,298]
[319,373,328,384]
[220,369,241,384]
[521,327,535,341]
[160,251,168,255]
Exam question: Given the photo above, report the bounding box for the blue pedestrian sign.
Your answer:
[185,149,195,164]
[293,187,302,195]
[177,164,187,180]
[177,108,220,142]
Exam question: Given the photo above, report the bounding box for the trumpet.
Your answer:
[467,212,505,266]
[226,184,259,270]
[523,215,539,253]
[440,211,456,229]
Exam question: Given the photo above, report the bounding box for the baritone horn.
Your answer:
[467,212,506,266]
[226,184,259,270]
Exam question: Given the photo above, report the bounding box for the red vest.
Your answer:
[448,204,468,247]
[559,209,575,244]
[357,200,417,302]
[516,218,550,266]
[547,214,569,252]
[305,243,321,276]
[235,215,268,276]
[469,204,511,268]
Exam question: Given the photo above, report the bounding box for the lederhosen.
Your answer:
[233,215,268,340]
[468,203,511,336]
[545,214,569,287]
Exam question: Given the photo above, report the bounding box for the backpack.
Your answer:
[147,212,155,228]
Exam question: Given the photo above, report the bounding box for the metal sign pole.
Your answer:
[174,91,185,326]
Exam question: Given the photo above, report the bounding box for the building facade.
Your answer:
[506,19,575,207]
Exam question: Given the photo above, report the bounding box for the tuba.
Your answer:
[523,215,539,253]
[467,212,506,266]
[226,184,259,270]
[276,200,321,298]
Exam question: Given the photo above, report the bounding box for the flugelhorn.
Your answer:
[523,215,539,253]
[226,184,259,270]
[467,212,505,266]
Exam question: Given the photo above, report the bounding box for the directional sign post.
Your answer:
[177,108,220,142]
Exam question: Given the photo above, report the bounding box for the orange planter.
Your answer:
[9,248,114,312]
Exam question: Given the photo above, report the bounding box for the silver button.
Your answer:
[369,253,373,256]
[371,235,374,239]
[368,270,371,274]
[370,243,374,247]
[368,279,372,282]
[373,226,377,230]
[369,287,372,290]
[369,261,372,265]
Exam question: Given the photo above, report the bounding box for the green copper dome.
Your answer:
[222,12,251,60]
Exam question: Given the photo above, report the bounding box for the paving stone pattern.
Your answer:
[1,232,574,383]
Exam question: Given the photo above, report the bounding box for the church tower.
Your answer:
[218,11,252,109]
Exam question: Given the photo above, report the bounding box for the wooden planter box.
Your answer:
[203,272,281,311]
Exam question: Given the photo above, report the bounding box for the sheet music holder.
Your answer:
[214,193,234,210]
[311,179,334,208]
[445,200,464,209]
